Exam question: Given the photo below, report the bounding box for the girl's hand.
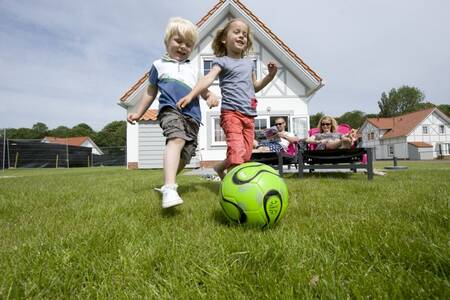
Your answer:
[176,95,193,110]
[267,61,278,78]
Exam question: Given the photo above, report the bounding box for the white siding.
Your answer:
[138,122,165,169]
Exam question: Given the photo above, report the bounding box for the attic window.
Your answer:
[439,125,445,134]
[422,125,428,134]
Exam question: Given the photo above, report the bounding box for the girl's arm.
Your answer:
[200,89,220,109]
[177,65,222,109]
[127,84,158,124]
[253,62,278,93]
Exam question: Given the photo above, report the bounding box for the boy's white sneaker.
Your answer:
[158,185,183,208]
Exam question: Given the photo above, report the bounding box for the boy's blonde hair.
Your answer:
[164,17,198,48]
[212,18,253,57]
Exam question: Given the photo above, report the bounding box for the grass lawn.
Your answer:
[0,161,449,299]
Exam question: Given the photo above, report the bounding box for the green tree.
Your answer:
[49,126,70,137]
[32,122,49,138]
[336,110,366,129]
[71,123,96,138]
[378,86,426,117]
[437,104,450,117]
[309,112,324,128]
[94,121,126,150]
[7,127,40,139]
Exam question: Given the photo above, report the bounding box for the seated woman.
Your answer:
[254,117,300,153]
[305,115,354,150]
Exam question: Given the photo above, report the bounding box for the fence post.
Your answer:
[56,154,59,168]
[14,152,19,168]
[2,128,5,172]
[66,137,69,168]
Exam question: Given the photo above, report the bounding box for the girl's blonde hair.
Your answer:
[317,115,338,133]
[212,18,253,57]
[164,17,198,49]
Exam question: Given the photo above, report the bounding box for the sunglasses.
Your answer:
[275,123,285,126]
[321,122,332,126]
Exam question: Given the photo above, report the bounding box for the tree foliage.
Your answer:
[336,110,366,129]
[94,121,126,149]
[309,112,324,128]
[437,104,450,117]
[378,86,426,117]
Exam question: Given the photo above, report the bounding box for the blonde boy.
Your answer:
[128,17,218,208]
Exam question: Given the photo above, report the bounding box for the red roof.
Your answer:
[141,109,158,121]
[119,0,322,103]
[408,141,433,148]
[367,108,435,139]
[43,136,89,146]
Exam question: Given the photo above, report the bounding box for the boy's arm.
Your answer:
[253,62,278,93]
[177,65,222,109]
[127,84,158,124]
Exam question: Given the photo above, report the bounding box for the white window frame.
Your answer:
[210,116,226,146]
[290,116,308,139]
[422,125,428,134]
[201,56,219,84]
[388,145,394,157]
[439,125,445,134]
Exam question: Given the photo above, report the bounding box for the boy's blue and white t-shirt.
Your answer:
[149,55,201,123]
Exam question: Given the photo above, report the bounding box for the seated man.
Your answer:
[254,117,300,153]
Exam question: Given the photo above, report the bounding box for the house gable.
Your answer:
[119,0,323,107]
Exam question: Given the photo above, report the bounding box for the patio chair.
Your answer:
[298,124,374,180]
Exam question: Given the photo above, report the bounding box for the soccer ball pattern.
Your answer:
[219,162,288,228]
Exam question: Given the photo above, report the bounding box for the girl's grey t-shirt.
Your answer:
[212,56,256,116]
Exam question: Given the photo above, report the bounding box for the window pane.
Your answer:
[214,118,225,142]
[254,118,267,131]
[291,117,308,138]
[203,60,213,76]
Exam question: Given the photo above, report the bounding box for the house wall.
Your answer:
[126,122,139,168]
[359,122,380,159]
[406,112,450,158]
[408,144,433,160]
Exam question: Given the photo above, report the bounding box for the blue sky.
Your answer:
[1,0,449,130]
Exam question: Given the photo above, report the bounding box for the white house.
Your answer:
[359,108,450,160]
[118,0,324,169]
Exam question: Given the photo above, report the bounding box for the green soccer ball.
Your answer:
[219,162,288,228]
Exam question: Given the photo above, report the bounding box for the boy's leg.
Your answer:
[164,137,186,185]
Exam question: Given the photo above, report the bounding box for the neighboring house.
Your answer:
[42,136,104,155]
[118,0,323,169]
[359,108,450,160]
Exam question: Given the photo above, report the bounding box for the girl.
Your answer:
[177,18,277,179]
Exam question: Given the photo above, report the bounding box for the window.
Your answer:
[211,117,226,145]
[203,59,213,76]
[367,133,371,141]
[291,117,308,138]
[254,118,268,131]
[439,125,445,134]
[388,145,394,157]
[422,125,428,134]
[370,132,374,140]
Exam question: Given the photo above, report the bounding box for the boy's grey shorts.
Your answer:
[158,107,200,164]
